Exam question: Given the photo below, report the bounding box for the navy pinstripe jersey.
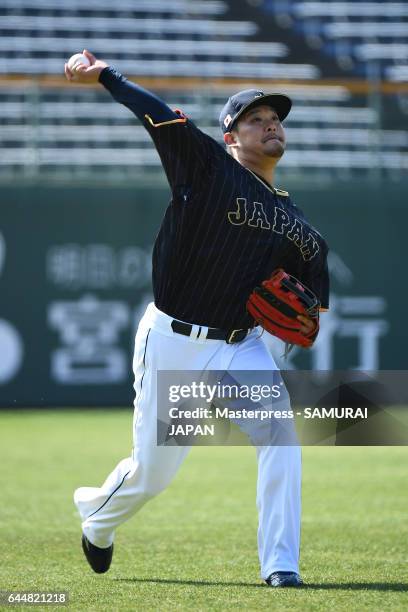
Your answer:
[100,68,329,330]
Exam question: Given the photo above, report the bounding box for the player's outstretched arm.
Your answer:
[64,50,214,192]
[64,50,178,125]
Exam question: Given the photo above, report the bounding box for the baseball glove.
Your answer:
[246,268,320,348]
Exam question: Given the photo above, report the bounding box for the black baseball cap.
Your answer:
[219,89,292,134]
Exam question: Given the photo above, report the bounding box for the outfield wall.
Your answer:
[0,181,405,406]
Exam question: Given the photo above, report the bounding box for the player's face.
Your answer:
[231,105,286,159]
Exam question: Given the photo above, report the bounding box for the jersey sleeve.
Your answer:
[308,249,330,311]
[287,198,330,311]
[316,256,330,311]
[99,67,217,194]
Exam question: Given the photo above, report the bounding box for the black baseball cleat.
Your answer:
[266,572,304,588]
[81,534,113,574]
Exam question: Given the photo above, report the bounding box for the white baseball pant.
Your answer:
[74,303,301,579]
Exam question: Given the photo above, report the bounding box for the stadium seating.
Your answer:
[261,0,408,81]
[0,0,318,79]
[1,0,405,80]
[0,0,406,181]
[1,83,406,181]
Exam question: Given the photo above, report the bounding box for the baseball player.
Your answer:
[65,50,329,588]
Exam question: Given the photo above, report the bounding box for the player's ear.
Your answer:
[224,132,238,147]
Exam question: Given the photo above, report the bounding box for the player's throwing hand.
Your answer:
[64,50,108,83]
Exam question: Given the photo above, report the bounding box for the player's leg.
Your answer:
[255,444,301,578]
[228,334,301,580]
[74,312,191,549]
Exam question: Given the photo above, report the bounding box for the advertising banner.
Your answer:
[0,182,405,406]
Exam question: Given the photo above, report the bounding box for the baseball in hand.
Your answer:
[67,53,91,71]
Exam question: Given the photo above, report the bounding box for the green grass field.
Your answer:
[1,410,407,611]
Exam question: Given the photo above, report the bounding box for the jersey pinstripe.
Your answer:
[147,119,329,330]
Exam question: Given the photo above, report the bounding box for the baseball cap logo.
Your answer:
[224,114,232,128]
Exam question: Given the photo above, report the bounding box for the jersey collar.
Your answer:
[245,167,277,195]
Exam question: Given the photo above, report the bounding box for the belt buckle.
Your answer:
[227,329,245,344]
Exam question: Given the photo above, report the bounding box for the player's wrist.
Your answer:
[97,65,111,82]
